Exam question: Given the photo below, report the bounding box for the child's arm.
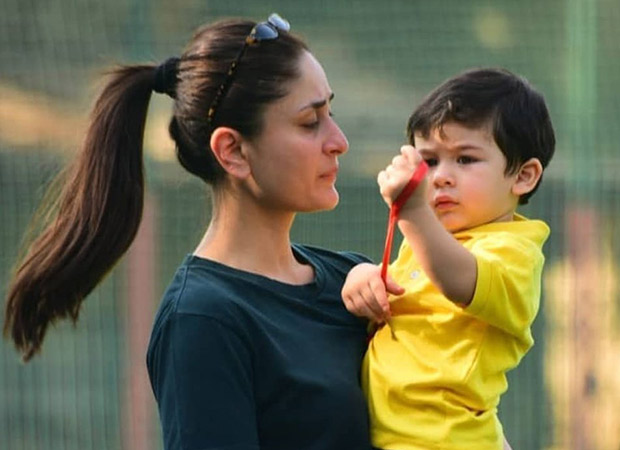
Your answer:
[379,145,477,305]
[341,262,405,323]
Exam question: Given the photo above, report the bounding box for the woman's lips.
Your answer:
[320,167,338,181]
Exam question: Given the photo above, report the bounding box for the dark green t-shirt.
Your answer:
[147,244,374,450]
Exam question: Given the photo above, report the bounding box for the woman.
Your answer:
[4,14,374,450]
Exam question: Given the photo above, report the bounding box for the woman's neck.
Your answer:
[194,196,314,285]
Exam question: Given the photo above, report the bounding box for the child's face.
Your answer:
[415,121,520,233]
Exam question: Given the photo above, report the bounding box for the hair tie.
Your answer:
[153,57,180,98]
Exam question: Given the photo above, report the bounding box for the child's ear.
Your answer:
[209,127,251,179]
[512,157,543,197]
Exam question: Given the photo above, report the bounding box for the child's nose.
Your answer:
[432,163,455,187]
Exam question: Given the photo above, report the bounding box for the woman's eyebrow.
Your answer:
[298,92,335,112]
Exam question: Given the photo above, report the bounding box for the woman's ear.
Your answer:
[209,127,251,179]
[512,157,543,197]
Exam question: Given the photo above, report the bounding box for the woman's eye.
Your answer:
[301,109,332,130]
[302,121,320,129]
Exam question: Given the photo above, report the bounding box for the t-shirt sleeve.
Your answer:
[466,234,545,340]
[340,250,374,265]
[148,313,259,450]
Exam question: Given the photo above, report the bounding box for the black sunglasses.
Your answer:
[207,13,291,125]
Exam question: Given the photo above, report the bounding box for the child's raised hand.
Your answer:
[377,145,427,210]
[342,263,404,323]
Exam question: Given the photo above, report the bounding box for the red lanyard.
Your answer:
[380,161,429,283]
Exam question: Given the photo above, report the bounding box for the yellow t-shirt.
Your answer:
[363,215,550,450]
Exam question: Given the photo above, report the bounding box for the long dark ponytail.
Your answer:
[4,65,154,361]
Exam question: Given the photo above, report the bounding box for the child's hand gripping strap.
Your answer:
[380,161,429,283]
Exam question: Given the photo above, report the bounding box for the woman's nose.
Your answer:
[324,118,349,155]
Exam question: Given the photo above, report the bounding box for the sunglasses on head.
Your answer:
[207,13,290,125]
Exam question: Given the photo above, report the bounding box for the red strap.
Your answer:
[380,161,428,283]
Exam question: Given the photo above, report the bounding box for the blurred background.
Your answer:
[1,0,619,449]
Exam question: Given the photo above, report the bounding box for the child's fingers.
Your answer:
[377,171,394,204]
[391,154,406,167]
[400,144,414,155]
[342,273,389,322]
[343,291,385,323]
[342,292,363,316]
[379,146,427,208]
[359,282,389,321]
[401,145,427,171]
[377,169,387,186]
[341,263,390,322]
[385,275,405,296]
[367,276,391,319]
[378,164,408,197]
[400,144,417,162]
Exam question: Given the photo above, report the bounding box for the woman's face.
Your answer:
[242,50,349,213]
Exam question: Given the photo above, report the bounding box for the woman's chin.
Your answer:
[323,190,340,210]
[304,191,339,212]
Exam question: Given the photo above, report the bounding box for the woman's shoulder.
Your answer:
[148,256,251,355]
[154,255,247,324]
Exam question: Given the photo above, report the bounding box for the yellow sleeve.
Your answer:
[466,233,545,341]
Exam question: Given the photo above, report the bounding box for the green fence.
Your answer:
[2,1,620,449]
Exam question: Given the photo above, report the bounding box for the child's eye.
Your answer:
[424,157,438,167]
[457,156,477,164]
